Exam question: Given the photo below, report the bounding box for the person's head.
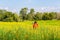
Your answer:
[34,21,37,24]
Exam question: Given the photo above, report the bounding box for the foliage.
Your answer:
[0,8,59,22]
[34,12,42,20]
[20,8,28,21]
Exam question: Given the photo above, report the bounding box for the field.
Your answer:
[0,20,60,40]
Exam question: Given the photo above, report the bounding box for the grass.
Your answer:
[0,20,60,40]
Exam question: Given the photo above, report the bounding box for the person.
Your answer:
[33,21,38,29]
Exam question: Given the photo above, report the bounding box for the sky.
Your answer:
[0,0,60,13]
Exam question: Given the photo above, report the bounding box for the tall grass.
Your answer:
[0,20,60,40]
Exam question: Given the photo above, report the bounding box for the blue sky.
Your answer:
[0,0,60,13]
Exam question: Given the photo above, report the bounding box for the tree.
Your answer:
[0,13,3,21]
[29,8,35,14]
[2,11,14,22]
[34,12,42,20]
[42,12,49,20]
[57,13,60,20]
[20,8,28,21]
[27,8,35,20]
[3,17,14,22]
[27,13,33,20]
[49,12,57,20]
[3,11,13,19]
[0,10,7,21]
[13,13,20,22]
[0,8,59,22]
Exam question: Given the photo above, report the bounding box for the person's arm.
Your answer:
[37,23,38,27]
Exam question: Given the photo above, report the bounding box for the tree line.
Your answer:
[0,8,60,22]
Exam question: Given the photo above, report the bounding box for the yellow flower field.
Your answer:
[0,20,60,40]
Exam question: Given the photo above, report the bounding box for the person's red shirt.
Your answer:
[33,23,38,28]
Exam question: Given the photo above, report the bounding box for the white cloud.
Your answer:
[0,7,3,9]
[0,7,9,11]
[0,7,60,13]
[11,9,17,13]
[0,7,17,13]
[4,7,9,11]
[37,7,60,12]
